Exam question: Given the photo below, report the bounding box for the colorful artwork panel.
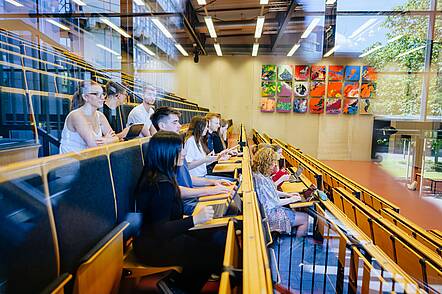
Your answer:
[362,66,377,81]
[360,99,372,114]
[360,83,376,98]
[261,81,276,96]
[277,81,293,97]
[344,66,361,81]
[328,65,344,80]
[260,98,276,112]
[261,64,277,80]
[326,99,342,114]
[343,82,360,97]
[294,82,309,97]
[311,65,326,80]
[343,98,359,114]
[310,81,326,97]
[327,82,343,98]
[276,97,292,113]
[293,98,308,113]
[294,65,310,80]
[309,98,324,114]
[278,65,293,81]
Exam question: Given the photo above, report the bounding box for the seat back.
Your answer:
[108,141,144,239]
[0,165,59,293]
[43,150,117,274]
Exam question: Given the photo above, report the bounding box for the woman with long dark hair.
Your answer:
[59,80,118,153]
[183,116,218,177]
[133,131,224,293]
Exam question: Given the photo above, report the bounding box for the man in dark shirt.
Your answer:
[151,107,232,215]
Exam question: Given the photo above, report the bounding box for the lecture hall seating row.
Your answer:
[252,129,442,292]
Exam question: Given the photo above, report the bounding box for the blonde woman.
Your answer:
[59,81,119,153]
[252,148,308,237]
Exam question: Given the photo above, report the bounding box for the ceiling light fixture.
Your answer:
[5,0,23,6]
[252,43,259,56]
[301,18,321,39]
[325,0,336,5]
[137,43,155,56]
[260,0,269,4]
[255,16,265,39]
[175,44,189,56]
[133,0,145,5]
[214,43,222,56]
[287,44,301,56]
[72,0,86,5]
[100,17,131,38]
[324,45,340,57]
[397,45,426,58]
[204,16,217,38]
[197,0,206,4]
[152,18,173,39]
[96,44,120,56]
[349,18,377,39]
[47,19,70,31]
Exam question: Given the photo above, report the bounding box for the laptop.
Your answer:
[289,166,304,183]
[212,190,242,219]
[124,123,144,140]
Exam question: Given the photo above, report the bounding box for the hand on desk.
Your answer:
[206,184,231,195]
[193,206,214,225]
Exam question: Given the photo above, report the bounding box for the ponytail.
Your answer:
[71,80,100,110]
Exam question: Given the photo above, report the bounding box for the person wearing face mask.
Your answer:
[102,81,128,133]
[126,86,157,137]
[59,81,119,154]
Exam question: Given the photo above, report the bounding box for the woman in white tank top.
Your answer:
[59,80,119,154]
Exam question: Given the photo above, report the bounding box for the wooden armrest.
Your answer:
[289,201,316,209]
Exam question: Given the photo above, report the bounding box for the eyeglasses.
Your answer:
[87,92,105,97]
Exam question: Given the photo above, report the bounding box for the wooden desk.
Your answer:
[280,181,307,193]
[218,156,242,164]
[198,184,236,202]
[212,162,241,173]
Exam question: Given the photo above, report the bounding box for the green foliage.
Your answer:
[360,0,441,118]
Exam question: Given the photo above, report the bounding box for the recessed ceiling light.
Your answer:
[47,19,70,31]
[96,44,120,56]
[204,16,217,38]
[397,45,426,58]
[301,18,320,39]
[152,18,173,39]
[324,45,340,57]
[260,0,269,4]
[214,43,222,56]
[5,0,23,6]
[252,43,259,56]
[133,0,145,5]
[137,43,155,56]
[175,44,189,56]
[349,18,377,39]
[287,44,300,56]
[197,0,206,4]
[72,0,86,5]
[254,16,265,39]
[100,18,131,38]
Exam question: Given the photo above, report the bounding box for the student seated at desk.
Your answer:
[133,131,225,293]
[252,148,308,237]
[184,116,229,178]
[126,86,157,137]
[102,81,127,133]
[59,81,119,154]
[151,107,232,215]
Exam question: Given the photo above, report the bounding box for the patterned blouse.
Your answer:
[253,172,297,234]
